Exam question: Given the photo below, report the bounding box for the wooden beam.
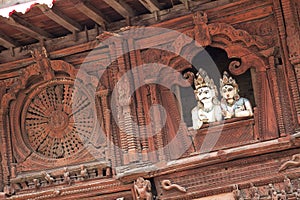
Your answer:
[103,0,136,18]
[138,0,163,12]
[38,5,82,32]
[6,14,53,40]
[75,1,109,28]
[0,31,19,48]
[180,0,190,10]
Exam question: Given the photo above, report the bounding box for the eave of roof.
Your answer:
[0,0,54,18]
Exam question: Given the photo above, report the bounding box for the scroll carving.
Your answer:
[208,23,268,50]
[279,154,300,171]
[161,180,186,193]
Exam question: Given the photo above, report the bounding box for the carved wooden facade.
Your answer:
[0,0,299,199]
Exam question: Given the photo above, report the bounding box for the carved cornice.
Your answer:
[279,154,300,172]
[7,178,123,200]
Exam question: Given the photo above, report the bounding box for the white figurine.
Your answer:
[220,71,253,119]
[191,69,222,129]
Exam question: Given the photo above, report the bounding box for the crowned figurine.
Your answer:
[220,71,253,119]
[191,69,222,130]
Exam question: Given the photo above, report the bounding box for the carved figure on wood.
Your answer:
[249,183,260,199]
[232,184,244,200]
[33,179,40,189]
[80,165,88,180]
[279,190,287,200]
[267,184,276,199]
[220,71,253,119]
[64,167,71,185]
[42,171,54,184]
[191,69,222,129]
[279,154,300,171]
[272,191,279,200]
[134,177,153,200]
[296,189,300,199]
[253,192,260,200]
[283,176,293,193]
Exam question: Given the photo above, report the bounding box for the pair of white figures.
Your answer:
[192,69,253,130]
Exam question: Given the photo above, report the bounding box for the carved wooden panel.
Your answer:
[154,148,300,199]
[192,118,256,152]
[22,80,94,159]
[233,16,278,48]
[193,193,234,200]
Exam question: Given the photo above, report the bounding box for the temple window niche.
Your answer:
[178,46,255,128]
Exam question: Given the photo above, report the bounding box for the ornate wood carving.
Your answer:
[0,5,299,199]
[193,11,211,47]
[133,177,153,200]
[273,0,300,126]
[279,154,300,172]
[161,179,187,193]
[0,47,110,193]
[22,81,92,159]
[0,152,3,192]
[154,148,300,199]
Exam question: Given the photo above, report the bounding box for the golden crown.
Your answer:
[194,69,217,92]
[220,71,238,89]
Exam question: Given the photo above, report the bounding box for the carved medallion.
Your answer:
[22,79,95,159]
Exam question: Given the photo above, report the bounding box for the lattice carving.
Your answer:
[22,80,95,159]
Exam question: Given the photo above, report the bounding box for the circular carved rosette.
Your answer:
[22,79,95,159]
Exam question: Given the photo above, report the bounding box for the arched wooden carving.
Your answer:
[168,11,279,139]
[142,12,279,142]
[0,47,107,184]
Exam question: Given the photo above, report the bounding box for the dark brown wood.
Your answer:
[137,0,163,12]
[38,4,82,32]
[0,31,19,48]
[75,0,110,28]
[103,0,136,18]
[5,14,53,40]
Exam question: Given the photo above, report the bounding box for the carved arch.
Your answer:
[162,13,279,140]
[0,56,106,181]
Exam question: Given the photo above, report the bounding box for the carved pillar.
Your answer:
[160,87,190,159]
[127,41,149,161]
[267,56,286,136]
[118,74,138,164]
[97,88,116,168]
[149,84,166,162]
[273,0,300,126]
[105,58,123,168]
[111,39,139,164]
[0,152,2,192]
[0,107,11,188]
